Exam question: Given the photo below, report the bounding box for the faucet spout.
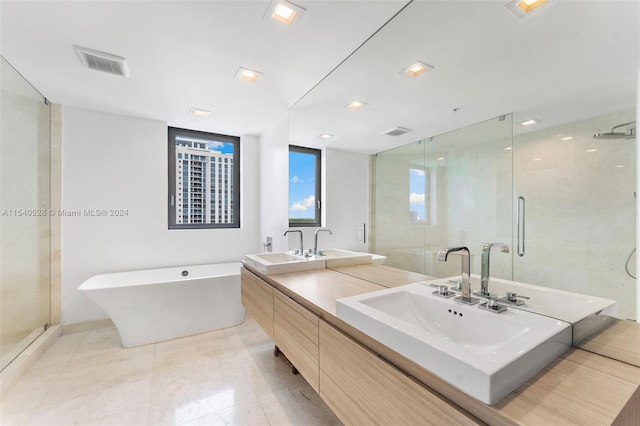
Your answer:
[437,246,473,300]
[283,230,304,255]
[479,243,509,297]
[313,228,332,253]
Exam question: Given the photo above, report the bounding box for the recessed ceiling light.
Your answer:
[235,67,262,82]
[504,147,512,150]
[586,149,597,153]
[517,0,547,13]
[505,0,548,18]
[615,165,625,168]
[319,133,334,139]
[560,136,573,141]
[519,119,539,126]
[264,1,305,26]
[437,157,446,161]
[189,108,210,118]
[533,158,542,161]
[400,61,433,78]
[346,100,369,110]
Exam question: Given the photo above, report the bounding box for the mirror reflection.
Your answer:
[289,1,639,365]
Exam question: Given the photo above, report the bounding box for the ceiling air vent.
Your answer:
[382,126,412,137]
[74,46,129,78]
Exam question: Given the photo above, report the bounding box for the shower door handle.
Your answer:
[517,196,525,257]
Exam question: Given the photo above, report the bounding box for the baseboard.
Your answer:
[61,318,115,335]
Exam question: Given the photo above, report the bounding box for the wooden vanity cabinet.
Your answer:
[240,267,274,338]
[318,320,483,426]
[274,291,320,392]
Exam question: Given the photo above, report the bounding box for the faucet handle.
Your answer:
[485,295,499,309]
[447,280,462,291]
[479,294,508,313]
[505,291,530,301]
[431,284,456,299]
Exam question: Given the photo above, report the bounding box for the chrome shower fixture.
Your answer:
[593,121,636,139]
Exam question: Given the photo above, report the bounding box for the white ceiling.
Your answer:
[289,0,640,154]
[0,0,409,136]
[1,1,638,154]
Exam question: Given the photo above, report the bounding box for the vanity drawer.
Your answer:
[274,291,320,392]
[240,267,274,339]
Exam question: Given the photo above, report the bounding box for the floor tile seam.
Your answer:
[64,328,111,362]
[28,358,69,415]
[146,342,157,425]
[227,340,278,401]
[174,396,273,426]
[32,375,154,416]
[2,406,37,425]
[255,393,277,426]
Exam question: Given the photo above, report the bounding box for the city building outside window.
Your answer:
[168,127,240,229]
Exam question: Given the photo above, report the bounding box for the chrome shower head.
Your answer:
[593,131,626,139]
[593,121,636,140]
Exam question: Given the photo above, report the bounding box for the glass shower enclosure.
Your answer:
[0,57,52,370]
[371,110,637,321]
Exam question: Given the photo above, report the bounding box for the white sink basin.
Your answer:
[245,250,387,274]
[336,283,572,405]
[310,249,386,267]
[422,276,618,325]
[244,252,325,275]
[319,249,372,267]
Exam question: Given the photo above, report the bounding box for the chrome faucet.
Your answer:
[283,230,303,255]
[314,228,332,253]
[476,243,509,297]
[437,246,481,305]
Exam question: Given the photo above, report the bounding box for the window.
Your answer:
[168,127,240,229]
[289,145,321,227]
[409,165,436,225]
[410,166,427,223]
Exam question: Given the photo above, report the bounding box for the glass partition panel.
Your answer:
[372,141,427,273]
[512,108,636,321]
[372,115,513,279]
[0,57,51,370]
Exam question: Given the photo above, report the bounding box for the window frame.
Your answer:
[168,127,240,230]
[288,145,321,227]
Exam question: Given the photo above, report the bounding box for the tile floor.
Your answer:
[0,314,342,426]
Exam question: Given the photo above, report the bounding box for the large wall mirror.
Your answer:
[289,1,639,364]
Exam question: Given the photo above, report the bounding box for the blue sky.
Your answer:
[410,168,425,221]
[208,141,234,154]
[289,151,316,219]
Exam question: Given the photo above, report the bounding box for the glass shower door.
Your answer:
[0,57,51,370]
[371,141,427,273]
[371,115,514,280]
[512,109,637,320]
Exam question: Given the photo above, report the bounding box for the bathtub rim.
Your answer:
[77,261,242,291]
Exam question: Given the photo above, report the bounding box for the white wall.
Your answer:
[324,148,369,252]
[259,117,370,254]
[61,107,260,323]
[285,148,370,253]
[258,113,290,253]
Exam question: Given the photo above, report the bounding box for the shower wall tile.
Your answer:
[513,108,636,319]
[50,103,62,326]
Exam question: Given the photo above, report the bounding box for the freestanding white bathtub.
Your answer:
[77,262,245,347]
